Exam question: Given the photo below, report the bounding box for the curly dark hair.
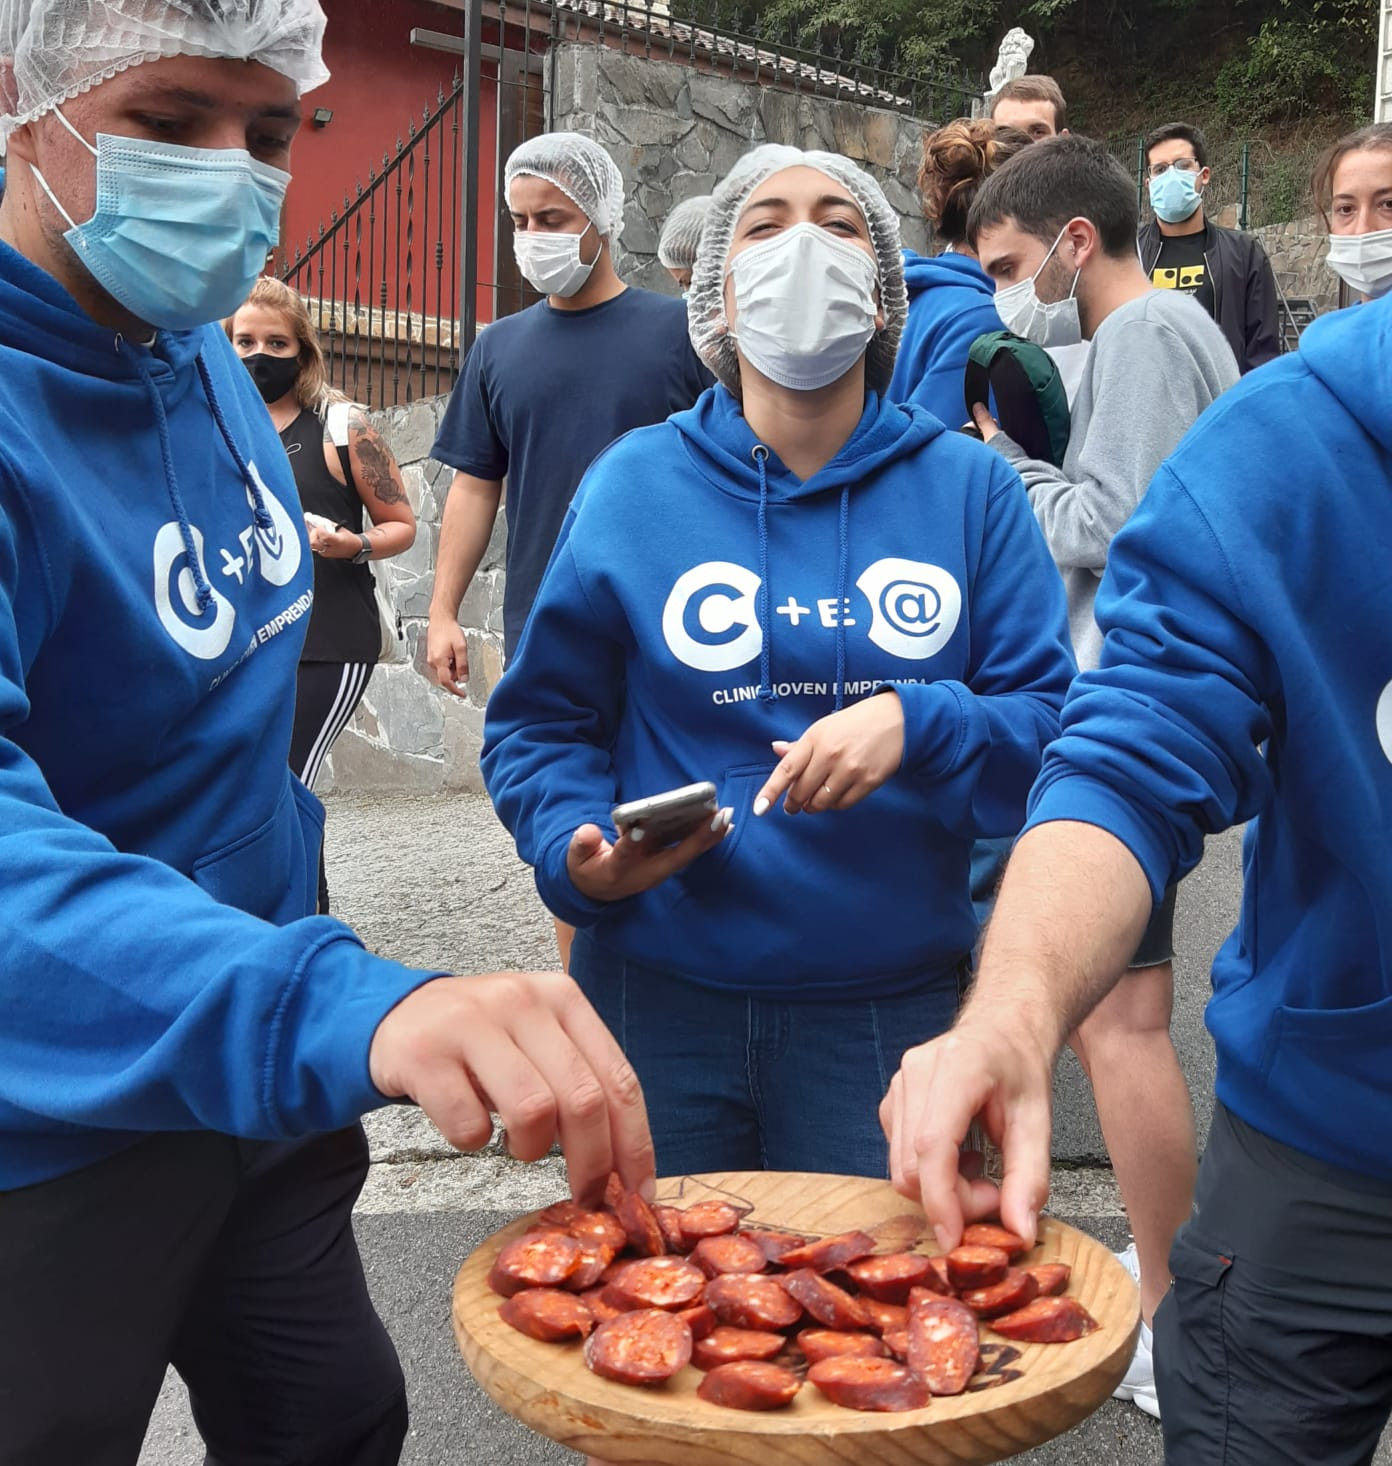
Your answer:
[918,118,1033,248]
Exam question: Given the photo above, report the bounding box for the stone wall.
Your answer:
[322,49,939,794]
[1255,213,1339,312]
[551,43,934,295]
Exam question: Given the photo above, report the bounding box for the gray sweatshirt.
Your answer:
[990,290,1239,669]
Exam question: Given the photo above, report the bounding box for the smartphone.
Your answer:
[611,781,718,845]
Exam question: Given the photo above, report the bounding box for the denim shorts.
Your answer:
[569,931,965,1179]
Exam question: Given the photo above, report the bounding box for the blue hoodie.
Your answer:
[1025,293,1392,1180]
[483,388,1075,996]
[887,250,1003,426]
[0,242,436,1189]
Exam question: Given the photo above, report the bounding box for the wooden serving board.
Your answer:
[453,1171,1139,1465]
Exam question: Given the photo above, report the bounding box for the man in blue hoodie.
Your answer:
[883,293,1392,1461]
[0,4,654,1462]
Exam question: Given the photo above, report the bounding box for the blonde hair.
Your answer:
[224,277,350,415]
[919,118,1033,247]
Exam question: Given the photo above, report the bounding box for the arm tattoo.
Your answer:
[348,408,409,506]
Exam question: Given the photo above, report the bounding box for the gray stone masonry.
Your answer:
[1255,212,1340,312]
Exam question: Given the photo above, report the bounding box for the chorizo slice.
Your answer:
[704,1275,803,1331]
[615,1188,667,1258]
[565,1209,629,1252]
[677,1200,742,1245]
[603,1256,706,1312]
[777,1230,877,1273]
[797,1329,887,1366]
[807,1356,930,1413]
[907,1293,980,1396]
[923,1256,956,1296]
[488,1231,584,1297]
[880,1326,909,1361]
[691,1326,786,1371]
[579,1286,625,1324]
[564,1236,618,1292]
[961,1223,1031,1260]
[584,1308,693,1385]
[692,1234,768,1279]
[536,1199,586,1228]
[698,1360,801,1411]
[845,1253,938,1305]
[740,1229,810,1265]
[674,1301,716,1341]
[653,1204,690,1254]
[989,1295,1099,1343]
[498,1288,595,1343]
[780,1268,870,1331]
[944,1245,1010,1291]
[859,1298,908,1335]
[1025,1262,1072,1297]
[961,1268,1040,1320]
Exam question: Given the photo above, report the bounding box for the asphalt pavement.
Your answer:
[136,792,1389,1465]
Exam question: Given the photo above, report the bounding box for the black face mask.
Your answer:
[244,351,301,405]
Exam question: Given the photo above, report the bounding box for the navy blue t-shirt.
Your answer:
[432,287,712,655]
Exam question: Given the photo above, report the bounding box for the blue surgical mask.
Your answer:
[32,108,290,332]
[1149,168,1202,225]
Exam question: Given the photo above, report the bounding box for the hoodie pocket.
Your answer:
[648,764,772,916]
[1261,994,1392,1104]
[191,776,325,924]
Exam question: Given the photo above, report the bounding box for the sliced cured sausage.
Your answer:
[566,1210,629,1252]
[859,1298,908,1335]
[945,1245,1010,1291]
[579,1286,625,1324]
[961,1269,1040,1320]
[564,1236,618,1292]
[536,1199,586,1228]
[615,1189,667,1258]
[653,1204,690,1254]
[922,1256,955,1296]
[704,1275,803,1331]
[691,1234,767,1279]
[777,1230,876,1273]
[740,1229,810,1265]
[697,1360,801,1411]
[691,1326,786,1371]
[584,1309,693,1385]
[846,1253,938,1304]
[674,1301,717,1341]
[797,1329,887,1365]
[488,1232,583,1297]
[1025,1262,1072,1297]
[602,1256,706,1312]
[961,1223,1031,1260]
[807,1356,930,1413]
[677,1200,742,1245]
[989,1296,1099,1342]
[880,1326,909,1361]
[907,1293,980,1396]
[780,1269,869,1331]
[498,1288,595,1343]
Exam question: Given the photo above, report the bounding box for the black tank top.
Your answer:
[281,408,379,664]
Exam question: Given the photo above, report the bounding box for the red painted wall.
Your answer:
[281,0,499,324]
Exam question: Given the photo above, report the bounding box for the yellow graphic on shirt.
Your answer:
[1152,263,1206,292]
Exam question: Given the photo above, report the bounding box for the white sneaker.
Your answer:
[1112,1245,1160,1419]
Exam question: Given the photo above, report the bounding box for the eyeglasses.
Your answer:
[1147,157,1201,179]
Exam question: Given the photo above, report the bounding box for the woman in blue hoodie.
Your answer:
[482,145,1075,1178]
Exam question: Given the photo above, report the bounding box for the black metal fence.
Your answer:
[280,0,982,408]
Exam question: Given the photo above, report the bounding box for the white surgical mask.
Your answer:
[993,224,1082,348]
[728,222,878,391]
[513,220,597,299]
[1326,228,1392,301]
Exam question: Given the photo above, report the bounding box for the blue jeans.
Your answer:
[570,932,964,1178]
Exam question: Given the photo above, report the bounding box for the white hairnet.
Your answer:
[688,144,907,396]
[504,130,625,242]
[657,194,711,269]
[0,0,329,142]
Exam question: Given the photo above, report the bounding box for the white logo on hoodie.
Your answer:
[857,558,961,660]
[1376,681,1392,764]
[152,522,237,660]
[662,562,763,672]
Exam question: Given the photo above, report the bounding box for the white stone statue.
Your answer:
[987,27,1035,98]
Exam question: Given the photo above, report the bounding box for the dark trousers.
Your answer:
[0,1127,406,1466]
[1155,1102,1392,1464]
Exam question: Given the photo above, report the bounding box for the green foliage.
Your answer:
[1213,0,1376,127]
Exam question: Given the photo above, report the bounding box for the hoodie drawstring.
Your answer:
[753,444,774,703]
[834,484,850,712]
[196,354,274,532]
[126,345,216,614]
